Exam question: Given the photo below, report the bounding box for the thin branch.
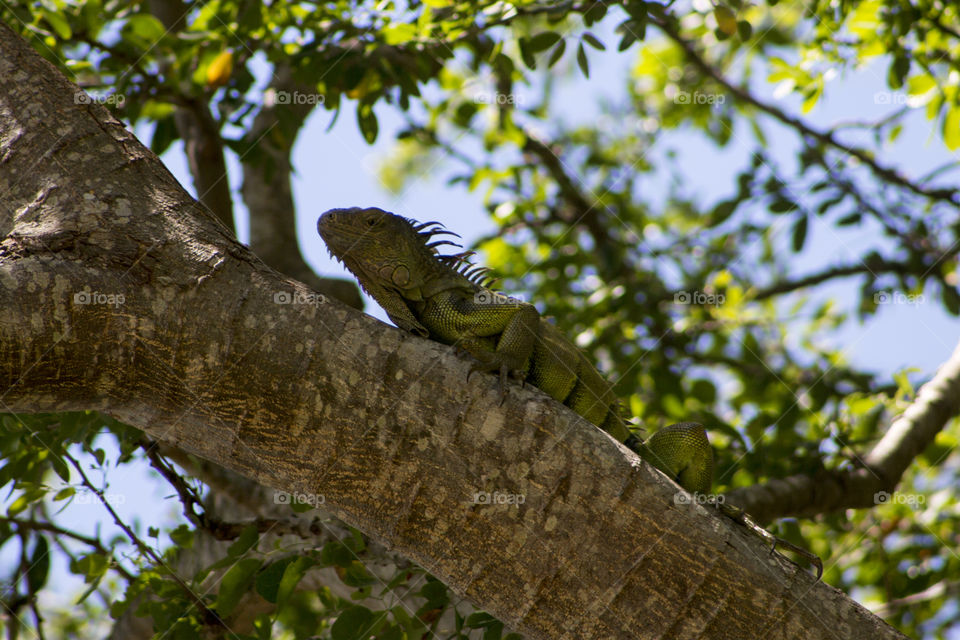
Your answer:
[871,579,960,618]
[749,258,913,300]
[652,16,960,207]
[62,450,230,631]
[0,517,136,582]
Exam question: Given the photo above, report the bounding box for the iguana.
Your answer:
[316,206,712,494]
[317,206,822,577]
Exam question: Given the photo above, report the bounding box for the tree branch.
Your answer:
[726,339,960,522]
[148,0,236,232]
[239,63,363,308]
[0,517,136,582]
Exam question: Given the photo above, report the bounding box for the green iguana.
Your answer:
[316,206,712,494]
[317,206,822,577]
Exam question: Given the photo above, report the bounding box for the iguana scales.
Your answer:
[316,206,712,494]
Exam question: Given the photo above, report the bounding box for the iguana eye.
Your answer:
[366,216,378,226]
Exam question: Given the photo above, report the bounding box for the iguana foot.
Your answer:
[716,502,823,579]
[467,360,527,404]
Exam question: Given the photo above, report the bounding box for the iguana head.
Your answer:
[317,207,468,299]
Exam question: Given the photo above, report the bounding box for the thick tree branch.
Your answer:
[726,339,960,522]
[0,23,907,639]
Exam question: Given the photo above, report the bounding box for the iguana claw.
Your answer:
[716,501,823,580]
[467,360,525,405]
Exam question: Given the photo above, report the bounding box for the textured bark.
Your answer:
[726,340,960,523]
[0,24,907,640]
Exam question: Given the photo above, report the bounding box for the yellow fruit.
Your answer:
[206,50,233,88]
[715,6,738,36]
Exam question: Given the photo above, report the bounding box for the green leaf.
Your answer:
[583,1,607,25]
[26,535,50,593]
[331,605,377,640]
[417,578,449,609]
[41,9,72,40]
[227,525,259,558]
[379,625,406,640]
[576,42,589,78]
[581,32,605,50]
[769,197,796,214]
[518,38,536,69]
[123,14,166,45]
[547,39,566,68]
[887,54,910,89]
[383,23,417,45]
[50,454,70,483]
[340,561,376,587]
[942,283,960,315]
[255,557,296,604]
[465,612,499,628]
[791,215,808,252]
[357,104,379,144]
[528,32,561,53]
[169,524,194,549]
[215,558,262,618]
[53,486,75,501]
[71,552,108,583]
[943,105,960,151]
[483,622,504,640]
[837,212,862,226]
[710,200,737,226]
[321,540,356,567]
[151,116,179,156]
[276,557,314,610]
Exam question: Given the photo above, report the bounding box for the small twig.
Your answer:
[138,439,208,529]
[63,449,230,631]
[0,517,135,582]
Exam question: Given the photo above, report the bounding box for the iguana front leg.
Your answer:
[421,289,540,397]
[364,280,429,337]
